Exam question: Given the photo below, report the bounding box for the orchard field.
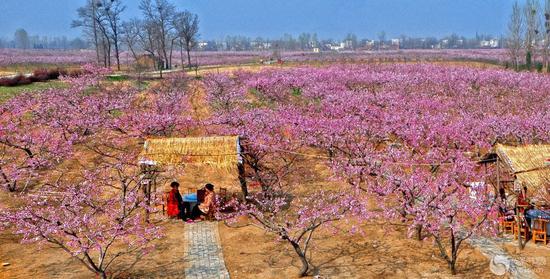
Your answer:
[1,55,550,278]
[0,48,514,75]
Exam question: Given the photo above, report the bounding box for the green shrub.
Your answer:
[291,87,302,96]
[536,62,543,72]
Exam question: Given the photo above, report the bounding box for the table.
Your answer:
[183,193,198,203]
[183,193,198,217]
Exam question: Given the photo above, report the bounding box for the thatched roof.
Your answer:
[141,136,241,170]
[494,143,550,195]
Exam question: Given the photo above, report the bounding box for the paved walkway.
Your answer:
[468,236,537,279]
[184,221,231,279]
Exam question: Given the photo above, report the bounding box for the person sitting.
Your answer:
[517,186,531,212]
[189,183,216,221]
[167,181,184,219]
[498,187,514,220]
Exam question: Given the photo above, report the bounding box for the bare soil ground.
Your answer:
[504,240,550,278]
[0,217,187,279]
[219,220,498,279]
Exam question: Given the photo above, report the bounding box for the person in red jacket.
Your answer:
[167,181,184,219]
[517,186,529,206]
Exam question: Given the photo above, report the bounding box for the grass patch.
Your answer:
[291,87,302,97]
[0,64,79,74]
[0,81,67,103]
[106,75,129,82]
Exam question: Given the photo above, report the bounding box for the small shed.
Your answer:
[482,143,550,198]
[140,136,247,194]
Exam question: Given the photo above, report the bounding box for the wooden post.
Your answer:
[237,137,248,199]
[238,162,248,198]
[496,157,500,192]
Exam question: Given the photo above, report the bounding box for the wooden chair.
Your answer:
[162,191,170,215]
[532,219,548,245]
[513,215,529,240]
[218,187,228,203]
[499,216,515,234]
[219,187,227,197]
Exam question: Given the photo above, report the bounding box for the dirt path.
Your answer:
[468,236,537,279]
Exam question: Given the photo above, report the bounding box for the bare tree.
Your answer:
[121,18,165,78]
[542,0,550,70]
[345,33,358,50]
[14,29,30,49]
[100,0,126,71]
[508,1,524,70]
[524,0,540,69]
[72,0,100,64]
[73,0,112,67]
[298,33,312,50]
[139,0,177,70]
[378,31,386,50]
[173,11,200,68]
[121,19,142,63]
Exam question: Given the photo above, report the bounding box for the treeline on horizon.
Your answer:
[0,29,502,52]
[1,0,503,58]
[3,0,549,74]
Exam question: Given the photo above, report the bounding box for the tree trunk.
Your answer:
[92,5,100,64]
[449,230,457,275]
[162,48,169,70]
[180,41,185,69]
[1,169,16,192]
[416,225,423,241]
[237,163,248,198]
[107,43,112,68]
[516,211,526,250]
[289,241,309,277]
[114,43,121,71]
[450,237,458,275]
[186,43,192,67]
[94,33,100,64]
[449,261,457,275]
[169,40,175,70]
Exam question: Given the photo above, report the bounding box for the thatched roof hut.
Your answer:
[140,136,248,194]
[141,136,242,170]
[485,144,550,197]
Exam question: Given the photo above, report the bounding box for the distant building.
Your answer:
[197,41,209,50]
[390,38,400,50]
[343,40,354,49]
[326,42,345,51]
[250,41,272,50]
[360,40,376,51]
[480,39,499,48]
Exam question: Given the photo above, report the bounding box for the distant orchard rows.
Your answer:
[0,48,516,68]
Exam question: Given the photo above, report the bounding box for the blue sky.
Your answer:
[0,0,517,40]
